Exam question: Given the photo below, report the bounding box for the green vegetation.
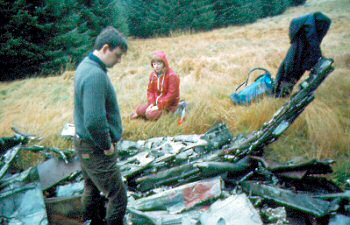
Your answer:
[1,0,305,80]
[0,0,128,81]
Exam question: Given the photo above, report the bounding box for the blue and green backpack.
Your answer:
[230,68,274,105]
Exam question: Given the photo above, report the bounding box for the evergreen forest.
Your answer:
[0,0,306,81]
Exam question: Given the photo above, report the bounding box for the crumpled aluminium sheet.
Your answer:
[0,182,48,225]
[129,176,223,214]
[200,194,263,225]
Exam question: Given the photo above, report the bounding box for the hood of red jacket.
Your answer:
[151,51,170,73]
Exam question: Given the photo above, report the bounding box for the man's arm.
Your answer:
[83,73,112,151]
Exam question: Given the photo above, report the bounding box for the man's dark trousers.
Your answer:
[74,139,127,225]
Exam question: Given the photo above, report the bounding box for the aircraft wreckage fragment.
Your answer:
[2,57,350,224]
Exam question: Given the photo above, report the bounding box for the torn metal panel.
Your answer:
[345,205,350,214]
[126,125,237,192]
[200,123,233,151]
[268,158,333,175]
[119,151,155,179]
[0,144,21,180]
[200,194,263,225]
[119,133,214,183]
[0,167,38,191]
[130,205,209,225]
[0,136,25,153]
[56,181,84,197]
[260,207,288,224]
[241,181,332,217]
[127,208,198,225]
[46,215,82,225]
[173,135,203,143]
[141,134,209,153]
[280,176,343,194]
[60,123,75,138]
[329,214,350,225]
[0,182,48,225]
[285,208,320,225]
[194,157,252,177]
[250,156,334,179]
[37,157,81,191]
[21,146,75,164]
[313,190,350,201]
[127,208,164,225]
[131,176,222,213]
[45,195,82,220]
[135,164,197,192]
[117,140,143,159]
[0,127,35,153]
[273,170,308,179]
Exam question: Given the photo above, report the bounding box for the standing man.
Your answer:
[74,26,128,225]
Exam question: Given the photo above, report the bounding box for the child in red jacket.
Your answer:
[131,51,180,120]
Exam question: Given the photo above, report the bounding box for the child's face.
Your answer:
[152,61,164,73]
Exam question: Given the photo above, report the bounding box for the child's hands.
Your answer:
[146,104,158,112]
[147,105,159,112]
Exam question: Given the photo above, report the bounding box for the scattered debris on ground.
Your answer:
[1,58,349,225]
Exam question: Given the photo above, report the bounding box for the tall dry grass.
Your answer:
[0,0,349,183]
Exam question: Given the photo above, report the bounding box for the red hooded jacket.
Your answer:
[147,51,180,112]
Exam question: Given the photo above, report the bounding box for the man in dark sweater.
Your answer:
[74,26,128,225]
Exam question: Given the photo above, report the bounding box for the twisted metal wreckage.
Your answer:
[1,58,350,224]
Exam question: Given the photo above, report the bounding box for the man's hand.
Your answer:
[104,144,115,156]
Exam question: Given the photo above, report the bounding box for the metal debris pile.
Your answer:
[1,58,350,225]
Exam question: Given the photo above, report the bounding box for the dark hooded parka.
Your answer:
[274,12,331,97]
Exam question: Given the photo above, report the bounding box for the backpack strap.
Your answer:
[235,67,271,92]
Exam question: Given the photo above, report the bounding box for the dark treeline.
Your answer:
[128,0,306,38]
[0,0,305,81]
[0,0,128,81]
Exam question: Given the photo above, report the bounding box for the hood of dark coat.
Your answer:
[289,12,331,43]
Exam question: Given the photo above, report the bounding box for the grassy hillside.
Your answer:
[1,0,349,185]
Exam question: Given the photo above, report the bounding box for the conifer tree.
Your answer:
[213,0,264,27]
[191,0,215,31]
[0,0,91,80]
[128,0,215,37]
[80,0,129,38]
[0,0,306,80]
[212,0,239,27]
[292,0,306,6]
[261,0,291,17]
[233,0,263,24]
[0,0,46,80]
[41,0,91,72]
[128,0,152,38]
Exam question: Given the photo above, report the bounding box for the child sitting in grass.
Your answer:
[131,51,180,120]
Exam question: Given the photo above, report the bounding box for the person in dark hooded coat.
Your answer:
[274,12,331,97]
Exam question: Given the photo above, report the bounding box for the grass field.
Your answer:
[1,0,349,186]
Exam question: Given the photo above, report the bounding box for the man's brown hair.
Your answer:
[94,26,128,52]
